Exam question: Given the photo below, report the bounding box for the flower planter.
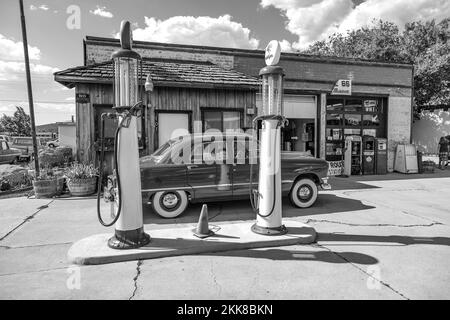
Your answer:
[56,176,65,195]
[67,177,97,196]
[33,179,57,199]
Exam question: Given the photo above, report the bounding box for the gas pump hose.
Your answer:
[249,115,288,218]
[96,102,142,227]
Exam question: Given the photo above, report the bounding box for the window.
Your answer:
[325,96,387,161]
[203,110,242,132]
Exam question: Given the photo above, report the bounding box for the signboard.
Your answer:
[327,160,344,176]
[265,40,281,66]
[76,93,90,104]
[331,79,352,95]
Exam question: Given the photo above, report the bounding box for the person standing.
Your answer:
[438,136,449,169]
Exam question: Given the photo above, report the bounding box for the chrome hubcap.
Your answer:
[162,193,179,208]
[298,186,311,198]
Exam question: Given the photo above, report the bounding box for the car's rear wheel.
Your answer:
[10,156,18,165]
[48,143,55,148]
[152,190,188,218]
[289,178,318,208]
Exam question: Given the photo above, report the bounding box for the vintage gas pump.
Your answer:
[250,41,288,235]
[96,21,150,249]
[362,135,375,175]
[343,135,362,176]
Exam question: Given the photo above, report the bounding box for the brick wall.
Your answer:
[86,43,234,69]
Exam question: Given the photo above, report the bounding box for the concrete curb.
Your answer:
[68,221,316,265]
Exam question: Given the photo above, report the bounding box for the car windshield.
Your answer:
[151,137,185,160]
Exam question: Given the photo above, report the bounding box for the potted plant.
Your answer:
[64,162,99,196]
[32,169,57,199]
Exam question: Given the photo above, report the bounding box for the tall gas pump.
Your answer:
[96,21,151,249]
[251,41,288,236]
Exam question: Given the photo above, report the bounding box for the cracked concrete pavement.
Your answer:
[0,173,449,299]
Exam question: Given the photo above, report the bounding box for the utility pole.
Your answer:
[19,0,39,176]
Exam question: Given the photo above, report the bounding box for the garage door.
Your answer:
[158,113,189,147]
[256,94,316,118]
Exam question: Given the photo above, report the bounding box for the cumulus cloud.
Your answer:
[0,61,58,81]
[89,6,114,18]
[261,0,450,49]
[129,15,259,49]
[0,34,41,61]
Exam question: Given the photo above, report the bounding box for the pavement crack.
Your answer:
[315,243,410,300]
[210,259,222,296]
[129,260,143,300]
[306,218,443,228]
[0,200,54,242]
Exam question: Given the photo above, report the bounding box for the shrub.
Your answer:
[64,162,98,181]
[0,178,11,191]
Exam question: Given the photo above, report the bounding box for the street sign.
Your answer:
[265,40,281,66]
[331,79,352,95]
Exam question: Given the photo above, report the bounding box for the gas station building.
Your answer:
[54,36,414,174]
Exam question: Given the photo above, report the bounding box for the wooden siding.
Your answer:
[75,83,256,173]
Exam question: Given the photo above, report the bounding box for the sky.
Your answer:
[0,0,448,125]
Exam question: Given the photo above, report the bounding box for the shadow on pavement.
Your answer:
[318,233,450,247]
[143,194,375,225]
[210,248,378,264]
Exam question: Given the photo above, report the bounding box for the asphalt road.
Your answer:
[0,171,449,300]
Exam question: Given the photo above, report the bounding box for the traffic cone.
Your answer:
[193,204,214,238]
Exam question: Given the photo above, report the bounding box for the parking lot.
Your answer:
[0,171,450,299]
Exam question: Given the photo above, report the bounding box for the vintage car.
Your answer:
[0,139,22,164]
[140,133,330,218]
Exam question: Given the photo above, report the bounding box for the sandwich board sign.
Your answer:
[331,79,352,95]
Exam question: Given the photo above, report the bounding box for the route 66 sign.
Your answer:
[265,40,281,66]
[331,79,352,95]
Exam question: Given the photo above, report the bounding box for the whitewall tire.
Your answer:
[152,190,188,218]
[289,178,318,208]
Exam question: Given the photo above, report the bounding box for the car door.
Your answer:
[231,136,259,199]
[186,136,233,201]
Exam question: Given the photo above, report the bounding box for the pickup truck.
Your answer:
[9,136,43,161]
[0,139,22,164]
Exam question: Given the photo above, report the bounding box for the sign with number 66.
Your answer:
[331,79,352,95]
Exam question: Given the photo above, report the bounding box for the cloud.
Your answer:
[89,6,114,18]
[129,15,259,49]
[261,0,450,49]
[0,34,41,61]
[0,61,59,81]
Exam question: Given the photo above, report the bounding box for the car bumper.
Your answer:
[320,177,331,190]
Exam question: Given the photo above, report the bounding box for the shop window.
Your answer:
[345,99,363,112]
[326,99,344,111]
[344,114,361,126]
[325,96,387,161]
[203,109,242,132]
[326,113,343,126]
[362,114,380,126]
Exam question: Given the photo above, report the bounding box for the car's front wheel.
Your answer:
[152,190,188,218]
[10,156,18,165]
[289,178,318,208]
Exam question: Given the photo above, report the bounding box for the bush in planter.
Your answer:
[64,162,99,196]
[33,169,58,198]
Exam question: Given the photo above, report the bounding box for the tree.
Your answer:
[304,18,450,112]
[0,106,32,136]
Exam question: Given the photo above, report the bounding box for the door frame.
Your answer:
[155,110,192,149]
